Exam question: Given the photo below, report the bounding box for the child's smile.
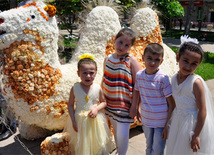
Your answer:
[177,50,201,77]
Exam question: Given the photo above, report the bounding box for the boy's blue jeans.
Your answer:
[142,125,166,155]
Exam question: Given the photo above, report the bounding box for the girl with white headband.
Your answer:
[166,36,214,154]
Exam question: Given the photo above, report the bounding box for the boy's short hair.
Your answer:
[115,28,136,45]
[144,43,164,57]
[77,58,97,71]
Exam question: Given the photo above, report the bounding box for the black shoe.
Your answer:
[0,129,13,141]
[0,125,17,141]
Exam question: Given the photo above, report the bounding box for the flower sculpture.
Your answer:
[0,0,121,140]
[0,0,70,137]
[0,0,178,147]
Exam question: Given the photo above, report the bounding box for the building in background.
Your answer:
[179,0,214,22]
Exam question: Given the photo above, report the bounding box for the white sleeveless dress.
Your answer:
[166,73,214,155]
[64,83,115,155]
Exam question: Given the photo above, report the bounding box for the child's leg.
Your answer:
[152,127,166,155]
[142,125,154,155]
[109,117,130,155]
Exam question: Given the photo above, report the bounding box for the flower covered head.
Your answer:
[44,5,56,17]
[78,53,95,60]
[78,54,97,71]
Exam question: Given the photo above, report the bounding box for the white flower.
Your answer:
[180,35,199,45]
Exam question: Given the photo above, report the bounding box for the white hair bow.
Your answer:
[180,35,199,45]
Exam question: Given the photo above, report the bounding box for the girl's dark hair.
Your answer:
[179,42,204,62]
[115,28,136,45]
[144,43,164,57]
[77,58,97,71]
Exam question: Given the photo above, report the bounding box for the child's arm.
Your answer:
[101,57,107,88]
[129,89,140,118]
[162,95,175,140]
[67,87,78,132]
[191,79,206,152]
[130,56,141,86]
[129,56,141,118]
[88,88,107,118]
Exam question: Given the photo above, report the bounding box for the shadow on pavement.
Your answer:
[0,133,43,155]
[129,126,143,139]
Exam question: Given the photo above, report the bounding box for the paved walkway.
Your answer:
[0,37,214,155]
[163,37,214,53]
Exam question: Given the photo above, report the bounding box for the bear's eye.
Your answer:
[31,15,35,19]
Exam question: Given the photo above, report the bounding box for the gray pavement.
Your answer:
[163,37,214,53]
[0,37,214,155]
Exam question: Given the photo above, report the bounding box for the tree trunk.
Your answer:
[183,0,195,35]
[169,18,172,37]
[198,0,205,32]
[10,0,17,9]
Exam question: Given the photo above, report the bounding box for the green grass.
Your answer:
[170,47,214,81]
[195,52,214,81]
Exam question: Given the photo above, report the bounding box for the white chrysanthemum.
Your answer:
[131,7,158,38]
[70,6,121,83]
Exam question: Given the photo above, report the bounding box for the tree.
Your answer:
[183,0,194,35]
[151,0,184,32]
[48,0,83,37]
[198,0,205,32]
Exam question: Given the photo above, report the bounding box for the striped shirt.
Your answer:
[103,54,133,123]
[135,69,172,127]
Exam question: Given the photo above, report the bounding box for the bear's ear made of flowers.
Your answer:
[44,5,56,17]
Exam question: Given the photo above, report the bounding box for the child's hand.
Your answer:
[191,135,200,152]
[88,108,98,118]
[72,121,78,132]
[162,126,168,140]
[136,110,141,122]
[129,106,137,118]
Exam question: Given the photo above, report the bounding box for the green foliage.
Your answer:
[152,0,184,19]
[48,0,83,35]
[49,0,82,15]
[117,0,137,8]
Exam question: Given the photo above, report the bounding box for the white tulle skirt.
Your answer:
[166,79,214,155]
[64,110,115,155]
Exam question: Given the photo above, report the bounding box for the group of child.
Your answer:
[64,28,214,155]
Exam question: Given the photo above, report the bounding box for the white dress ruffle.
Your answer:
[166,73,214,154]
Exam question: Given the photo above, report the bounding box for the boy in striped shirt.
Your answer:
[130,43,175,155]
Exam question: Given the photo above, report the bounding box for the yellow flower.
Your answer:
[78,53,95,60]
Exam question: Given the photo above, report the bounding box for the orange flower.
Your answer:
[44,5,56,17]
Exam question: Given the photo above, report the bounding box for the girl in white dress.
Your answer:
[166,36,214,154]
[64,54,115,155]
